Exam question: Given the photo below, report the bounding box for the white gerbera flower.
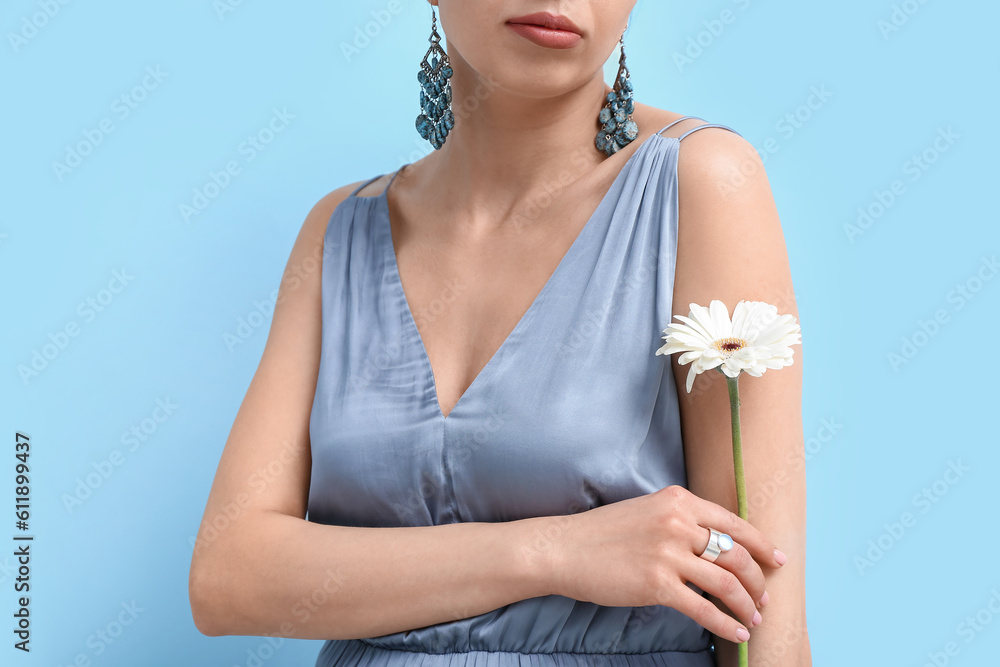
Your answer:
[655,300,801,393]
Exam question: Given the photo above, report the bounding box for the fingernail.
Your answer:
[752,610,762,626]
[735,627,750,642]
[759,590,769,606]
[774,548,787,565]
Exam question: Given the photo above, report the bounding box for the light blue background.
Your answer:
[3,0,998,665]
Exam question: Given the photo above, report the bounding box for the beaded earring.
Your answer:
[595,28,638,157]
[415,6,455,150]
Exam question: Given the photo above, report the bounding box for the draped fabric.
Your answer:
[307,118,741,666]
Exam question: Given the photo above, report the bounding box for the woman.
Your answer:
[188,1,810,665]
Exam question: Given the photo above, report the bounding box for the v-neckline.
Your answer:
[374,131,667,421]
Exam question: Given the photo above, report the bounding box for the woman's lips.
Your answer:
[505,14,582,49]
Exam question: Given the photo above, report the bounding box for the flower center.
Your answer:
[713,337,748,356]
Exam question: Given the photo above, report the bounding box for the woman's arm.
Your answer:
[187,183,556,639]
[670,127,811,666]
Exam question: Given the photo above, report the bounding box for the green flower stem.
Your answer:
[726,374,750,667]
[726,375,748,521]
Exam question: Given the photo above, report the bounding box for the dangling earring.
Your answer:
[595,27,638,157]
[415,6,455,150]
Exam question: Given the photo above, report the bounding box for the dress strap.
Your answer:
[349,163,412,198]
[654,116,743,140]
[349,173,384,197]
[654,116,706,136]
[385,163,409,197]
[678,123,742,140]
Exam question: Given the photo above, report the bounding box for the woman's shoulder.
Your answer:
[302,169,402,235]
[311,175,381,216]
[304,171,392,227]
[640,103,761,195]
[291,177,377,257]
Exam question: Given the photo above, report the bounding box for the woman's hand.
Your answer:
[548,484,786,644]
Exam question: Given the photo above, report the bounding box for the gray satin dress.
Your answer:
[307,117,742,666]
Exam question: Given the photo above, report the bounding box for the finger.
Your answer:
[664,581,751,645]
[692,528,767,608]
[682,545,762,629]
[687,497,784,569]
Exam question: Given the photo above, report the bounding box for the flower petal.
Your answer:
[729,301,755,339]
[677,350,705,365]
[664,329,711,348]
[708,300,734,338]
[685,365,698,393]
[672,314,715,343]
[753,313,800,347]
[686,303,722,341]
[720,365,741,378]
[739,302,780,343]
[695,355,724,372]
